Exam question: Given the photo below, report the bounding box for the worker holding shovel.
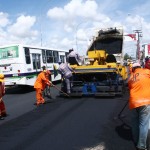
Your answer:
[34,70,52,106]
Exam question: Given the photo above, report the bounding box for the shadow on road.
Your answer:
[115,123,133,141]
[6,85,35,94]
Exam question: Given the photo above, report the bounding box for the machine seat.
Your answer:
[68,57,79,65]
[106,54,117,63]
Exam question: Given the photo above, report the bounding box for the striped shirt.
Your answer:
[58,63,73,78]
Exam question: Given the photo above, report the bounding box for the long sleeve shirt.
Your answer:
[58,63,73,78]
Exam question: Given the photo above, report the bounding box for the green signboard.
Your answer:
[0,46,19,59]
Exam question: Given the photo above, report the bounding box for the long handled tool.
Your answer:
[117,101,128,118]
[51,83,70,97]
[114,100,128,120]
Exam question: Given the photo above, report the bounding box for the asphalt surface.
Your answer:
[0,84,148,150]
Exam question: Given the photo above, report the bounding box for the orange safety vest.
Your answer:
[128,68,150,109]
[34,71,50,90]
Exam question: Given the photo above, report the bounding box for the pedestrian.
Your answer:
[128,62,150,150]
[58,60,75,94]
[128,62,133,74]
[67,48,83,65]
[144,58,150,69]
[0,74,7,120]
[42,66,52,99]
[145,56,149,63]
[34,70,51,106]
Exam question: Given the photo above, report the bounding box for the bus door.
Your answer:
[32,53,41,74]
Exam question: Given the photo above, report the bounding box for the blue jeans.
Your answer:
[131,105,150,149]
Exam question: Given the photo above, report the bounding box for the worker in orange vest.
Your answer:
[34,70,51,106]
[0,74,7,120]
[128,62,150,150]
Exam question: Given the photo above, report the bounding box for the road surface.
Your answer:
[0,84,146,150]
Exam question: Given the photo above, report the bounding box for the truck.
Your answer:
[60,27,128,97]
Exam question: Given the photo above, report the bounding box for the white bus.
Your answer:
[0,44,68,86]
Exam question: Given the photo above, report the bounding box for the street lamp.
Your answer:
[39,0,52,47]
[75,20,88,52]
[128,14,143,61]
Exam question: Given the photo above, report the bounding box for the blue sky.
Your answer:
[0,0,150,57]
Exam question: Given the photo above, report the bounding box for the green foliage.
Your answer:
[124,53,132,60]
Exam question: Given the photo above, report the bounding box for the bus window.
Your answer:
[42,50,46,63]
[32,54,41,70]
[46,50,53,63]
[24,48,31,64]
[36,54,41,69]
[53,51,59,63]
[60,55,65,63]
[0,46,19,59]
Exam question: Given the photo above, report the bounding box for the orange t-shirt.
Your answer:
[128,68,150,109]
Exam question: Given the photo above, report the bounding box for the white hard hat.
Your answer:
[132,62,141,68]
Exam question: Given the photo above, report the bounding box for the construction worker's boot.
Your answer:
[47,94,52,99]
[0,116,4,120]
[2,113,8,117]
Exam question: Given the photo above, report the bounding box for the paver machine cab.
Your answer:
[60,27,128,97]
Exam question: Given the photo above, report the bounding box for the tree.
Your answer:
[124,53,131,60]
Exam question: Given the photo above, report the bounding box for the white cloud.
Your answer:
[0,12,10,27]
[47,7,67,20]
[64,24,73,32]
[47,0,98,20]
[46,0,115,54]
[1,0,150,57]
[7,15,38,38]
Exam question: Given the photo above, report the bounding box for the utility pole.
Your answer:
[133,29,142,60]
[40,0,52,47]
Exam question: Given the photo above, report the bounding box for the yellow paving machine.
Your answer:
[60,27,128,97]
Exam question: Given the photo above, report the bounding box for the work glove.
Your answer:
[46,81,51,86]
[49,81,54,87]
